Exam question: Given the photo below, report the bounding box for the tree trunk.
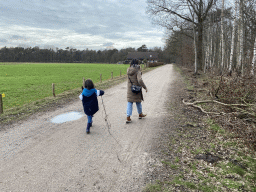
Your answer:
[212,39,217,72]
[238,0,244,75]
[221,0,225,72]
[218,34,222,71]
[210,21,216,70]
[229,0,239,75]
[193,14,198,74]
[197,24,203,71]
[204,23,211,73]
[209,35,213,69]
[251,38,256,76]
[197,0,203,72]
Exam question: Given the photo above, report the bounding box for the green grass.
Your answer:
[143,180,163,192]
[161,160,179,169]
[158,118,256,191]
[207,119,226,134]
[169,176,198,190]
[0,63,130,110]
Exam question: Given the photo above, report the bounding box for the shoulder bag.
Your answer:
[128,75,142,94]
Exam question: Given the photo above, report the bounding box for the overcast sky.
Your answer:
[0,0,165,51]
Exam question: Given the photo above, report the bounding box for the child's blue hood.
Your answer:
[82,88,97,97]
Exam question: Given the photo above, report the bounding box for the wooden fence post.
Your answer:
[52,83,55,97]
[111,72,113,79]
[100,74,102,82]
[0,94,3,114]
[83,77,85,88]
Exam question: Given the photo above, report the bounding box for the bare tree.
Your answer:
[252,39,256,76]
[229,0,239,75]
[147,0,216,72]
[237,0,244,75]
[243,0,256,76]
[192,12,198,73]
[204,20,211,73]
[221,0,225,71]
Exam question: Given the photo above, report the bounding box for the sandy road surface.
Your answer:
[0,64,174,192]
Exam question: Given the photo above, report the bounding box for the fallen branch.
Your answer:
[233,107,256,117]
[192,100,253,107]
[196,89,208,92]
[183,99,254,117]
[182,99,225,115]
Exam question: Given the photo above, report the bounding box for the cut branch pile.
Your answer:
[182,67,256,151]
[182,99,256,117]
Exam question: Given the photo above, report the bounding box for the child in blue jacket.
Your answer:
[80,79,104,134]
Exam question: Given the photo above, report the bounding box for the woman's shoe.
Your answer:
[126,116,132,123]
[139,113,147,119]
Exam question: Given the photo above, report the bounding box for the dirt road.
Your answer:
[0,64,174,192]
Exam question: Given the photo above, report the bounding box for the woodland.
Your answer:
[146,0,256,151]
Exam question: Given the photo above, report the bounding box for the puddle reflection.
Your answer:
[51,112,84,124]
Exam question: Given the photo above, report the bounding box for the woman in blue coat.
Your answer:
[80,79,104,134]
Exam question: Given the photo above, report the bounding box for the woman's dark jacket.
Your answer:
[82,88,104,116]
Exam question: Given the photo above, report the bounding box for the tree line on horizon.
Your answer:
[0,44,174,64]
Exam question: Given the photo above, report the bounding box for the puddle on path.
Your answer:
[51,111,84,124]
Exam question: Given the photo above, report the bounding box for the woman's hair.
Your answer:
[130,59,139,67]
[84,79,95,90]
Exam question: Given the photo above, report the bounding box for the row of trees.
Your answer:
[147,0,256,75]
[0,45,168,64]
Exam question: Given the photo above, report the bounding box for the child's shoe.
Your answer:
[126,116,132,123]
[86,123,91,134]
[139,113,147,119]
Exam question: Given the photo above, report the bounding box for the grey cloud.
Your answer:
[0,39,8,43]
[76,26,108,35]
[1,0,149,33]
[1,1,74,29]
[0,0,164,50]
[103,42,114,47]
[10,35,26,40]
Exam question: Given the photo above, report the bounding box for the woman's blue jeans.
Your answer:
[127,102,142,117]
[87,115,92,123]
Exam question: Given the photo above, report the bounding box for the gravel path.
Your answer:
[0,64,174,192]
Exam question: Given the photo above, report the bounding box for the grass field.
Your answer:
[0,63,130,110]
